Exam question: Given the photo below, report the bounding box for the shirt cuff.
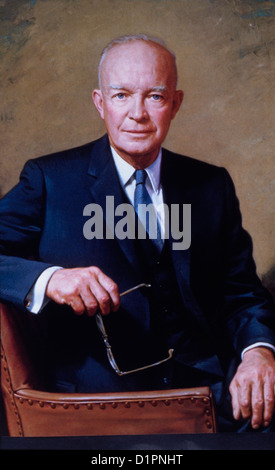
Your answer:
[241,342,275,359]
[25,266,63,314]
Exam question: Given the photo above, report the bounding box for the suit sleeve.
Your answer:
[221,168,275,356]
[0,160,55,311]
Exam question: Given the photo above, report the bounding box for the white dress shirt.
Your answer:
[111,146,165,238]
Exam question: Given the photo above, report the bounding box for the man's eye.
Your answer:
[115,93,126,99]
[150,94,163,101]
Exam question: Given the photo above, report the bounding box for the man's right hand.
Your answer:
[45,266,120,316]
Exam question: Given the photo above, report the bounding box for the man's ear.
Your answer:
[171,90,184,119]
[92,89,104,119]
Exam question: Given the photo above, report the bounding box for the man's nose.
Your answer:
[128,97,149,121]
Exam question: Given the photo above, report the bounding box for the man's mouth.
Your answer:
[122,130,153,134]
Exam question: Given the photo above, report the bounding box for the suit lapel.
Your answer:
[161,149,221,347]
[161,149,191,293]
[87,135,141,273]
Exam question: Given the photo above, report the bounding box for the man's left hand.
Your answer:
[229,347,275,429]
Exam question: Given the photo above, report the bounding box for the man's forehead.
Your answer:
[108,84,167,90]
[106,84,168,93]
[101,42,174,84]
[98,38,178,90]
[102,40,172,68]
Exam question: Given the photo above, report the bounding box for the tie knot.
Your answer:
[135,169,147,185]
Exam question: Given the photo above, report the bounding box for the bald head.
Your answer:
[98,34,178,90]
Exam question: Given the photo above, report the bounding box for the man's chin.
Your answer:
[115,139,159,157]
[116,145,159,162]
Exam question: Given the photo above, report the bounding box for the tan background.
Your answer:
[0,0,274,295]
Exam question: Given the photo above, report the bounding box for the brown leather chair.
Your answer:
[0,302,217,436]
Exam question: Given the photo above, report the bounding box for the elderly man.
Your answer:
[0,34,275,432]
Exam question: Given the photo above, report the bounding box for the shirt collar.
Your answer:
[111,146,162,194]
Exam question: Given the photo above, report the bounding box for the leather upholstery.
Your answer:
[0,302,217,436]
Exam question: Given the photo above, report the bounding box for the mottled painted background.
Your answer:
[0,0,274,296]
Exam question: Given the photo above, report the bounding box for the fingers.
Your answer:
[229,348,275,429]
[80,278,115,316]
[230,375,275,429]
[95,270,120,313]
[230,382,264,429]
[67,295,86,316]
[77,284,99,316]
[78,268,120,316]
[230,380,250,422]
[250,382,264,429]
[230,384,241,422]
[249,381,274,429]
[263,381,275,427]
[46,266,120,316]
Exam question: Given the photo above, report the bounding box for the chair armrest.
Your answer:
[10,386,217,436]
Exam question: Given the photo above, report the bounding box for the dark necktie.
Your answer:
[134,169,163,252]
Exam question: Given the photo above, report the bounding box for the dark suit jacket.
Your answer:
[0,134,275,390]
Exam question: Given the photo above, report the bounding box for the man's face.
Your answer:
[92,40,183,168]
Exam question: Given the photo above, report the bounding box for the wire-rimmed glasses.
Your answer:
[95,283,174,376]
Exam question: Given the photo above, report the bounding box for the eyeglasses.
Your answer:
[95,283,174,376]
